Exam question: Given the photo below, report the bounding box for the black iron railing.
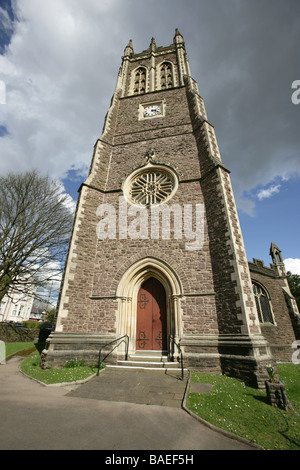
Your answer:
[169,335,184,380]
[97,334,129,376]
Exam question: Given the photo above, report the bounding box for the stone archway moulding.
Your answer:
[115,257,183,356]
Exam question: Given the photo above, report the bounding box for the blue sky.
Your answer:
[240,175,300,269]
[0,0,299,274]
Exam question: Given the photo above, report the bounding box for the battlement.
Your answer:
[248,258,283,278]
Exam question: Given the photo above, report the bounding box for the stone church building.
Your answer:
[42,31,299,387]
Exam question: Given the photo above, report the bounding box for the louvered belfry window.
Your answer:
[160,62,173,89]
[134,67,146,94]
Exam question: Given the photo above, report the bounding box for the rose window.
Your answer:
[128,170,175,206]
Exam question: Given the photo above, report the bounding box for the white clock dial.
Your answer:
[144,105,161,117]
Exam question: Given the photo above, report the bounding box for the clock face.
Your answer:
[144,105,161,117]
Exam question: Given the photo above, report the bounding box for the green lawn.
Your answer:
[186,363,300,450]
[5,342,37,358]
[2,341,99,384]
[20,351,101,385]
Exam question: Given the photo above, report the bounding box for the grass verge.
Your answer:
[3,341,103,384]
[186,363,300,450]
[20,353,102,385]
[5,341,37,358]
[20,354,99,384]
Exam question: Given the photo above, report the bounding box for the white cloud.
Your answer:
[62,192,76,214]
[56,180,76,213]
[284,258,300,276]
[35,259,63,304]
[0,0,122,180]
[236,197,255,217]
[257,184,281,201]
[0,0,299,221]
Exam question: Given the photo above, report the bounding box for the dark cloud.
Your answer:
[0,0,299,215]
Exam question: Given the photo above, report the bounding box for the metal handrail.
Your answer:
[169,335,184,380]
[97,334,129,376]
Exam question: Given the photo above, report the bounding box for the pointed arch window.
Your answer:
[252,282,274,324]
[160,62,173,89]
[133,67,146,94]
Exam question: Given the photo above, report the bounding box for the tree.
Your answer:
[0,171,74,303]
[47,308,56,323]
[287,271,300,310]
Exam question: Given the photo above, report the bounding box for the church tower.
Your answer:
[42,30,275,387]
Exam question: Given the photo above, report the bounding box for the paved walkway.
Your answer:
[68,367,187,407]
[0,357,259,450]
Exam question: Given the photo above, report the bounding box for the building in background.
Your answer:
[0,283,36,323]
[0,281,56,324]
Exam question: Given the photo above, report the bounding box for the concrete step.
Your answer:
[116,360,180,369]
[106,364,184,371]
[130,350,168,356]
[106,350,185,371]
[128,352,169,363]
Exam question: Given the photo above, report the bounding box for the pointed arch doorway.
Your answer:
[116,257,183,356]
[136,277,167,351]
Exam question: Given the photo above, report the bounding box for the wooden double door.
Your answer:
[136,277,167,351]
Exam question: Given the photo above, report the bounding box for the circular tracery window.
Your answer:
[125,166,178,206]
[130,170,173,205]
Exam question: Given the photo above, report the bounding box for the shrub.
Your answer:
[64,358,86,368]
[22,320,41,329]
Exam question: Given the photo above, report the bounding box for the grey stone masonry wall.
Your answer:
[249,257,299,362]
[42,32,277,388]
